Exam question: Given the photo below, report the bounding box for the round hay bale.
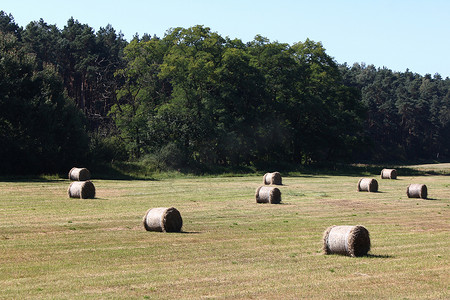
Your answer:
[143,207,183,232]
[323,225,371,257]
[255,186,281,204]
[357,178,378,192]
[380,168,397,179]
[263,172,282,185]
[68,181,96,199]
[406,184,427,199]
[68,167,91,181]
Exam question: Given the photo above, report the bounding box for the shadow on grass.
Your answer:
[0,175,66,183]
[257,162,430,178]
[92,162,158,180]
[4,160,449,181]
[0,162,153,182]
[285,174,330,179]
[94,161,417,179]
[366,254,394,259]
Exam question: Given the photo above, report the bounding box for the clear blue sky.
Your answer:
[2,0,449,77]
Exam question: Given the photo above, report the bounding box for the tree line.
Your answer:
[1,11,449,174]
[340,63,450,162]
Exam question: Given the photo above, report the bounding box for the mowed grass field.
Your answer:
[0,165,449,299]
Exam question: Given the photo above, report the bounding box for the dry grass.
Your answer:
[0,165,448,299]
[405,162,450,173]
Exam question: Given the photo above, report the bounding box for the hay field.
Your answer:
[405,162,450,174]
[0,168,449,299]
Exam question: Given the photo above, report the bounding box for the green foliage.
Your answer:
[112,26,365,169]
[151,142,189,170]
[2,10,450,175]
[0,11,22,38]
[0,32,88,174]
[340,63,450,162]
[19,16,127,132]
[88,132,127,163]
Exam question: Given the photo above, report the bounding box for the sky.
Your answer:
[2,0,449,77]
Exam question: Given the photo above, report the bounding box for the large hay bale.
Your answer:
[68,167,91,181]
[143,207,183,232]
[323,225,371,257]
[255,186,281,204]
[68,181,96,199]
[407,184,427,199]
[263,172,282,185]
[357,178,378,192]
[380,168,397,179]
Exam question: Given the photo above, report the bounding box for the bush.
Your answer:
[89,133,128,163]
[152,143,189,170]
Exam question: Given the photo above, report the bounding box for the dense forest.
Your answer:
[1,11,449,175]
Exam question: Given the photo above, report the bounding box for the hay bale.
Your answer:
[407,184,427,199]
[323,225,371,257]
[357,178,378,192]
[143,207,183,232]
[263,172,282,185]
[68,181,96,199]
[255,186,281,204]
[68,167,91,181]
[380,168,397,179]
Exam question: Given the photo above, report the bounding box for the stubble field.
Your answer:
[0,164,449,299]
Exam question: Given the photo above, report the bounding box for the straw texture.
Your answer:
[407,184,427,199]
[68,181,96,199]
[263,172,282,185]
[357,178,378,192]
[323,225,371,257]
[68,167,91,181]
[143,207,183,232]
[255,186,281,204]
[381,168,397,179]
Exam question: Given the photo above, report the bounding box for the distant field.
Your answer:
[0,165,448,299]
[404,162,450,173]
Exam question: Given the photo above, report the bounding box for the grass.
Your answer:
[0,165,449,299]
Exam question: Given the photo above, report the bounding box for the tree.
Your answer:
[110,36,169,158]
[0,32,88,174]
[341,63,450,162]
[59,18,98,112]
[21,19,61,68]
[92,24,127,119]
[158,26,244,165]
[212,45,265,165]
[246,36,300,163]
[0,11,22,38]
[288,39,364,162]
[113,27,366,168]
